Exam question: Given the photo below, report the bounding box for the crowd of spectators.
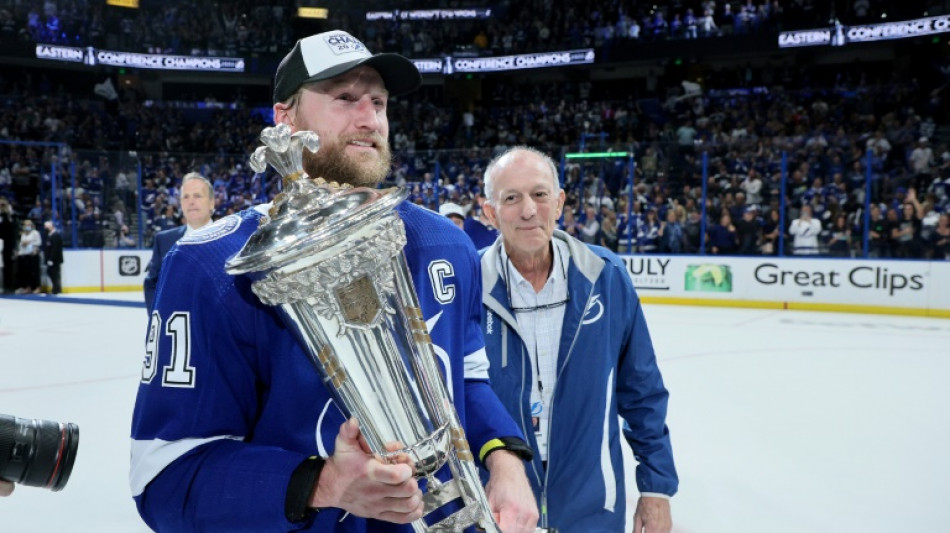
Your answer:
[3,57,948,261]
[1,1,934,58]
[2,0,290,56]
[1,2,949,266]
[381,57,950,260]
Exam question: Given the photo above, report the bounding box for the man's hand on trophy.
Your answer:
[309,418,424,524]
[484,450,540,533]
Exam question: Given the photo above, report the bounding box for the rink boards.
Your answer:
[623,254,950,318]
[53,250,950,318]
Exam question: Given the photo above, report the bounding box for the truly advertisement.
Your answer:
[622,257,672,291]
[622,257,734,293]
[684,264,733,293]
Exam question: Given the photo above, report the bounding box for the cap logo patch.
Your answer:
[324,33,367,55]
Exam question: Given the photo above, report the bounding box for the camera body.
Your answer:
[0,414,79,491]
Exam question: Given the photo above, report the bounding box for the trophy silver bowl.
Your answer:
[225,125,538,532]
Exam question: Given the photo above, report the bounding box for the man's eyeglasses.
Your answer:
[509,295,570,313]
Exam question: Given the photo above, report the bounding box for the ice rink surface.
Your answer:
[1,293,948,532]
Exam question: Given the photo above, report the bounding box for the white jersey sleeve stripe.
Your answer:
[129,435,243,496]
[464,347,490,380]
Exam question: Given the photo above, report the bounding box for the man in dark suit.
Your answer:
[463,193,499,250]
[43,220,64,294]
[144,172,214,312]
[0,197,15,293]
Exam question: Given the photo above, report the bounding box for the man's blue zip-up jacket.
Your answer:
[480,230,678,533]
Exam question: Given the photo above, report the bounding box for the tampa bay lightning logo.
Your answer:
[582,293,604,325]
[531,401,543,416]
[581,294,604,326]
[179,215,241,245]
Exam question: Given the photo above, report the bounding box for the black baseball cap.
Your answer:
[273,30,421,104]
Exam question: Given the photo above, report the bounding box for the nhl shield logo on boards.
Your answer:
[119,255,141,276]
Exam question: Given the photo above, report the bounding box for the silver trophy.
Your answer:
[225,125,549,533]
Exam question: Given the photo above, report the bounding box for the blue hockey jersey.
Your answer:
[130,201,522,532]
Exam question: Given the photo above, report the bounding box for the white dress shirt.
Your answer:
[499,239,570,460]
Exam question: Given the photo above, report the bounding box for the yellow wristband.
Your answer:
[478,438,506,462]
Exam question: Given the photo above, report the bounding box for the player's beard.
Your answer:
[302,133,392,188]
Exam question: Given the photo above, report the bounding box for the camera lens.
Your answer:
[0,414,79,491]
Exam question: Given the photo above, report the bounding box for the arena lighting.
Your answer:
[297,7,328,19]
[106,0,139,8]
[565,152,629,159]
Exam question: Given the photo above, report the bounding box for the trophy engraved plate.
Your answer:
[226,125,556,533]
[337,276,381,327]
